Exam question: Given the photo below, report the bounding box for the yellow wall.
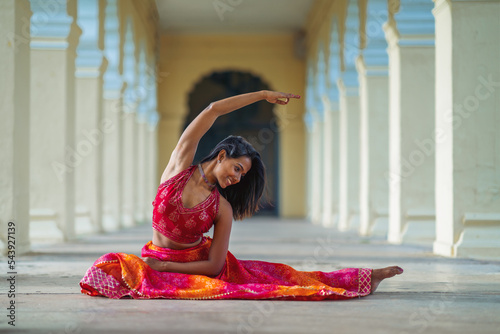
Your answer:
[158,34,306,217]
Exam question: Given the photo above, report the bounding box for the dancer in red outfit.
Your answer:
[80,90,403,300]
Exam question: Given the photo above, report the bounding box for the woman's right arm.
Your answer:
[143,199,233,277]
[160,90,300,184]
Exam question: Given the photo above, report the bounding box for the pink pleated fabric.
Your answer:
[80,237,372,300]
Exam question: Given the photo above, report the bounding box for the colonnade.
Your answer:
[0,0,159,254]
[305,0,500,259]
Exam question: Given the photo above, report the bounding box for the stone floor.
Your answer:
[2,217,500,333]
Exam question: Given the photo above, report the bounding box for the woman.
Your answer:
[80,90,403,300]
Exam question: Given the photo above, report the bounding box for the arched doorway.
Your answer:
[185,70,279,216]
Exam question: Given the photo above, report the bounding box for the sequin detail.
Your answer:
[152,166,219,243]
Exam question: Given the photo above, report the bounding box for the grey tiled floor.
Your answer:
[3,217,500,333]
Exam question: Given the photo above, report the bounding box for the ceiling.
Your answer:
[155,0,315,34]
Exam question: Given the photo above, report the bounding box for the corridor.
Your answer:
[8,218,500,333]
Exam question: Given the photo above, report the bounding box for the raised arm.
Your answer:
[160,90,300,183]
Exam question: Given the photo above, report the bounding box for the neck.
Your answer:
[198,161,218,187]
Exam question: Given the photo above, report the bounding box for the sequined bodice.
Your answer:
[152,166,220,243]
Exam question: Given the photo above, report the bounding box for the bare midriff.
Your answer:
[152,230,202,250]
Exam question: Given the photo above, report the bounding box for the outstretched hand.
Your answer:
[264,91,301,105]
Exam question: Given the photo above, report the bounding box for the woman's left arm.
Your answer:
[143,200,233,277]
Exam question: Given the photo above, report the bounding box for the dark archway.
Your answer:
[185,71,279,216]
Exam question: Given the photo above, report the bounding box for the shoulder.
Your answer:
[160,165,195,186]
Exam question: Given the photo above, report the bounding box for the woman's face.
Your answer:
[215,154,252,188]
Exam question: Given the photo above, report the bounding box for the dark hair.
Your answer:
[200,135,266,220]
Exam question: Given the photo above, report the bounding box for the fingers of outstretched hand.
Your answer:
[281,92,300,99]
[265,91,300,104]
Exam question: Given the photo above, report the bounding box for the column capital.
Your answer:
[340,69,359,90]
[383,20,434,49]
[122,19,137,111]
[356,55,388,77]
[337,77,359,97]
[432,0,452,15]
[30,0,81,50]
[148,111,160,130]
[103,0,123,99]
[362,0,389,68]
[312,101,324,119]
[362,47,389,70]
[147,72,159,129]
[328,16,341,103]
[385,0,435,47]
[321,96,339,114]
[342,0,361,87]
[76,0,105,78]
[136,49,150,123]
[303,111,314,132]
[326,82,340,104]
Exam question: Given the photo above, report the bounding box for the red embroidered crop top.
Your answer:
[152,165,220,243]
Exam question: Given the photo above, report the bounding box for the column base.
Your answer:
[433,240,455,257]
[134,213,147,225]
[339,214,360,232]
[322,213,338,228]
[453,214,500,260]
[402,219,436,246]
[361,209,389,237]
[349,214,360,233]
[75,206,97,235]
[337,213,349,231]
[29,210,65,244]
[0,238,31,256]
[388,231,402,244]
[371,216,389,237]
[102,214,120,232]
[122,214,135,228]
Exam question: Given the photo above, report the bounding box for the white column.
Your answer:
[121,112,137,228]
[121,117,136,229]
[358,0,390,237]
[310,113,324,225]
[120,20,137,228]
[0,0,31,254]
[357,60,389,237]
[338,0,361,232]
[29,0,81,242]
[304,111,314,221]
[135,48,148,224]
[147,125,158,217]
[305,68,324,225]
[147,92,160,222]
[321,99,339,227]
[433,0,500,259]
[384,0,436,245]
[74,0,106,235]
[136,120,147,224]
[102,0,123,232]
[102,97,123,231]
[315,50,331,227]
[337,80,361,232]
[144,68,159,220]
[323,19,342,229]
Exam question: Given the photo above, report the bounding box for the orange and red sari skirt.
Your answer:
[80,237,372,300]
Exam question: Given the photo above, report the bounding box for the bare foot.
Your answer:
[370,266,404,293]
